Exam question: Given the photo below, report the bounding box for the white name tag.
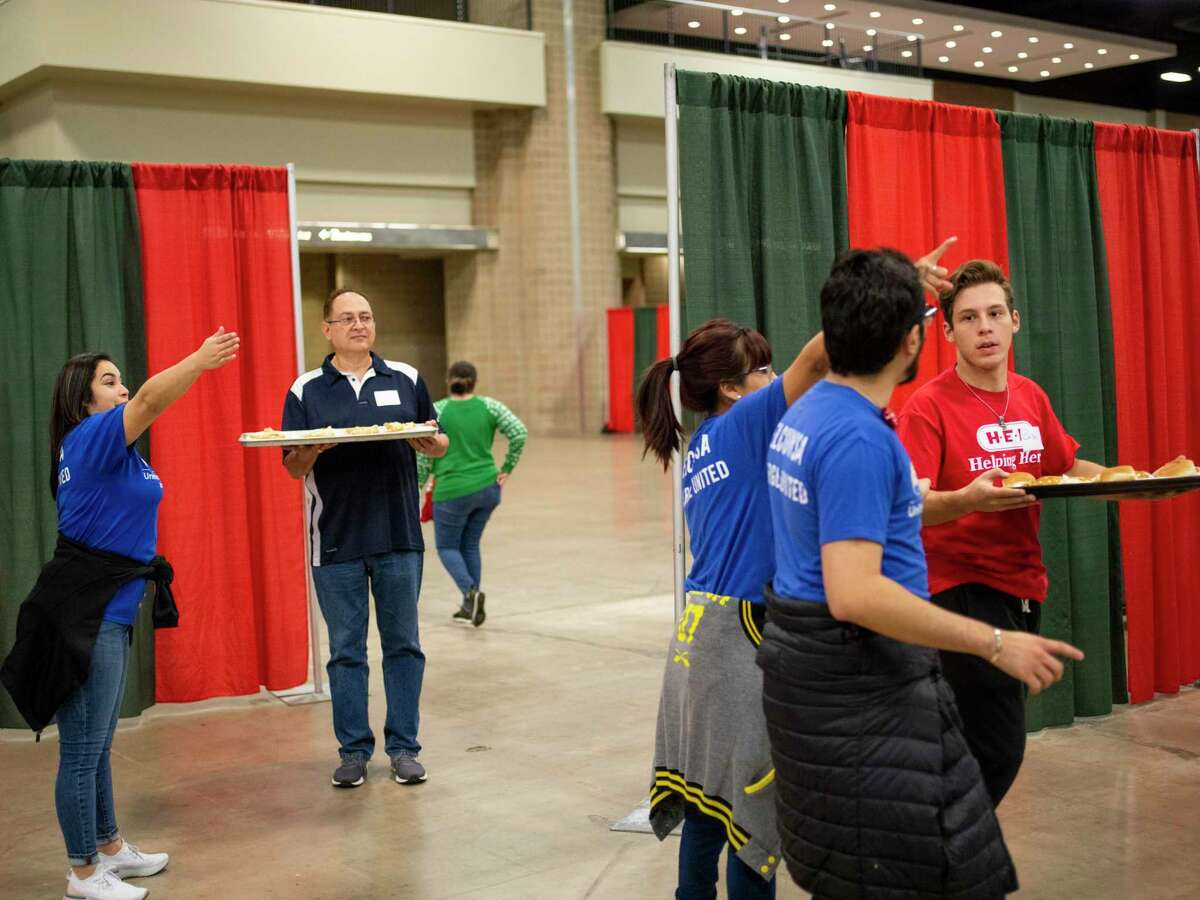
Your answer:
[374,390,401,407]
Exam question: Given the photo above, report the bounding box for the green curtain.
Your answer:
[676,71,849,365]
[997,115,1126,730]
[632,306,661,405]
[0,160,156,729]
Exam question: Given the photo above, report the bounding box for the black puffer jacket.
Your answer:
[757,586,1018,899]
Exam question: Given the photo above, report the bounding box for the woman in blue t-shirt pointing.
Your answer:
[636,318,828,900]
[4,327,238,900]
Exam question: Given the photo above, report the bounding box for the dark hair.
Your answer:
[49,352,113,498]
[323,287,366,320]
[447,360,477,396]
[821,248,923,377]
[636,318,771,470]
[939,259,1015,321]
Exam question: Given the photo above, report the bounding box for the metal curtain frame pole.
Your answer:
[281,162,328,703]
[564,0,589,432]
[665,64,686,620]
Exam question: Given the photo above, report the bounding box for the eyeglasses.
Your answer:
[911,305,939,327]
[738,364,775,379]
[325,313,374,327]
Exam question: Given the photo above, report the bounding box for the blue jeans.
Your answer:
[677,806,776,900]
[433,482,501,596]
[311,550,425,761]
[55,620,131,865]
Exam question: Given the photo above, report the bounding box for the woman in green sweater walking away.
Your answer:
[417,361,527,626]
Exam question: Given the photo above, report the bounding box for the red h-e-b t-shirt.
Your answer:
[896,367,1079,602]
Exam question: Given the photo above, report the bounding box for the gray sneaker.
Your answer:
[391,755,427,785]
[332,758,367,788]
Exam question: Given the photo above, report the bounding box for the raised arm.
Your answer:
[123,326,239,446]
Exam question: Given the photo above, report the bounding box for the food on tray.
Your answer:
[244,427,283,441]
[1034,475,1063,486]
[1100,465,1137,483]
[382,421,422,432]
[1154,455,1197,478]
[1135,470,1154,480]
[1003,472,1036,488]
[303,426,337,438]
[346,425,381,436]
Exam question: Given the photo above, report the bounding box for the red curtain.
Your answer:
[1094,125,1200,702]
[656,304,671,361]
[133,164,309,702]
[607,308,635,433]
[845,94,1011,409]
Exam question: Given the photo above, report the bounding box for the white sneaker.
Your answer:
[64,865,147,900]
[98,841,169,878]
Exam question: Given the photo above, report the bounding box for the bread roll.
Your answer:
[1101,465,1136,483]
[1153,455,1197,478]
[1135,470,1153,480]
[1034,475,1063,486]
[1003,472,1036,488]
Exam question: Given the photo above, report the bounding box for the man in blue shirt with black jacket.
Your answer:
[283,288,447,789]
[757,249,1082,898]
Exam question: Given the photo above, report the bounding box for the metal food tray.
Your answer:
[1021,474,1200,499]
[238,425,438,447]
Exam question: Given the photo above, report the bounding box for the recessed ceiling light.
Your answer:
[1161,71,1192,83]
[1063,43,1074,49]
[945,40,957,48]
[938,55,950,63]
[778,16,790,24]
[1017,51,1028,59]
[974,60,984,68]
[1052,57,1062,64]
[991,30,1003,38]
[1028,36,1039,44]
[731,8,743,15]
[1130,53,1140,60]
[687,20,700,28]
[825,22,835,29]
[823,3,836,9]
[953,24,965,32]
[780,33,791,41]
[982,47,993,54]
[1040,70,1050,77]
[1008,65,1018,72]
[822,38,833,47]
[1084,62,1094,69]
[912,18,924,25]
[908,34,918,42]
[1097,48,1108,55]
[866,28,876,36]
[734,26,747,35]
[863,44,873,51]
[901,50,913,58]
[869,10,881,18]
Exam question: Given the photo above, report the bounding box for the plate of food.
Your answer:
[1007,455,1200,499]
[238,422,438,447]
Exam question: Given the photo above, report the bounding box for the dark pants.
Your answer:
[676,806,775,900]
[932,582,1042,808]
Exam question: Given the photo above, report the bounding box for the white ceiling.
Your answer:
[611,0,1176,83]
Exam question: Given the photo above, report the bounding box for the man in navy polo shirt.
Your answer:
[282,288,448,789]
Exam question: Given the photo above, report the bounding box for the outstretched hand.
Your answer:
[914,236,958,296]
[992,631,1084,695]
[196,326,240,370]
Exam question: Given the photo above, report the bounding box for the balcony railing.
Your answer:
[277,0,532,31]
[608,0,924,78]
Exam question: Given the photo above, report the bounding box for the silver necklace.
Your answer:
[957,370,1011,428]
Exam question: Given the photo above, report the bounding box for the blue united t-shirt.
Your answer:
[684,378,788,604]
[767,380,928,603]
[57,406,164,624]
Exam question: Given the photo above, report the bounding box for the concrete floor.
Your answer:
[4,435,1200,899]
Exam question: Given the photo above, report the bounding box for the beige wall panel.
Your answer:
[618,196,667,234]
[296,184,473,227]
[299,254,336,372]
[615,117,667,198]
[602,41,933,120]
[0,0,546,109]
[45,80,474,189]
[0,84,68,158]
[1013,93,1149,125]
[1163,111,1200,132]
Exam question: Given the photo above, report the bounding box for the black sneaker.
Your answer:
[469,587,486,628]
[452,601,472,624]
[332,758,367,788]
[391,755,427,785]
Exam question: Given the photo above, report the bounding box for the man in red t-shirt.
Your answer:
[896,259,1106,807]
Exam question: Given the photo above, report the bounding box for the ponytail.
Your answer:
[636,357,683,470]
